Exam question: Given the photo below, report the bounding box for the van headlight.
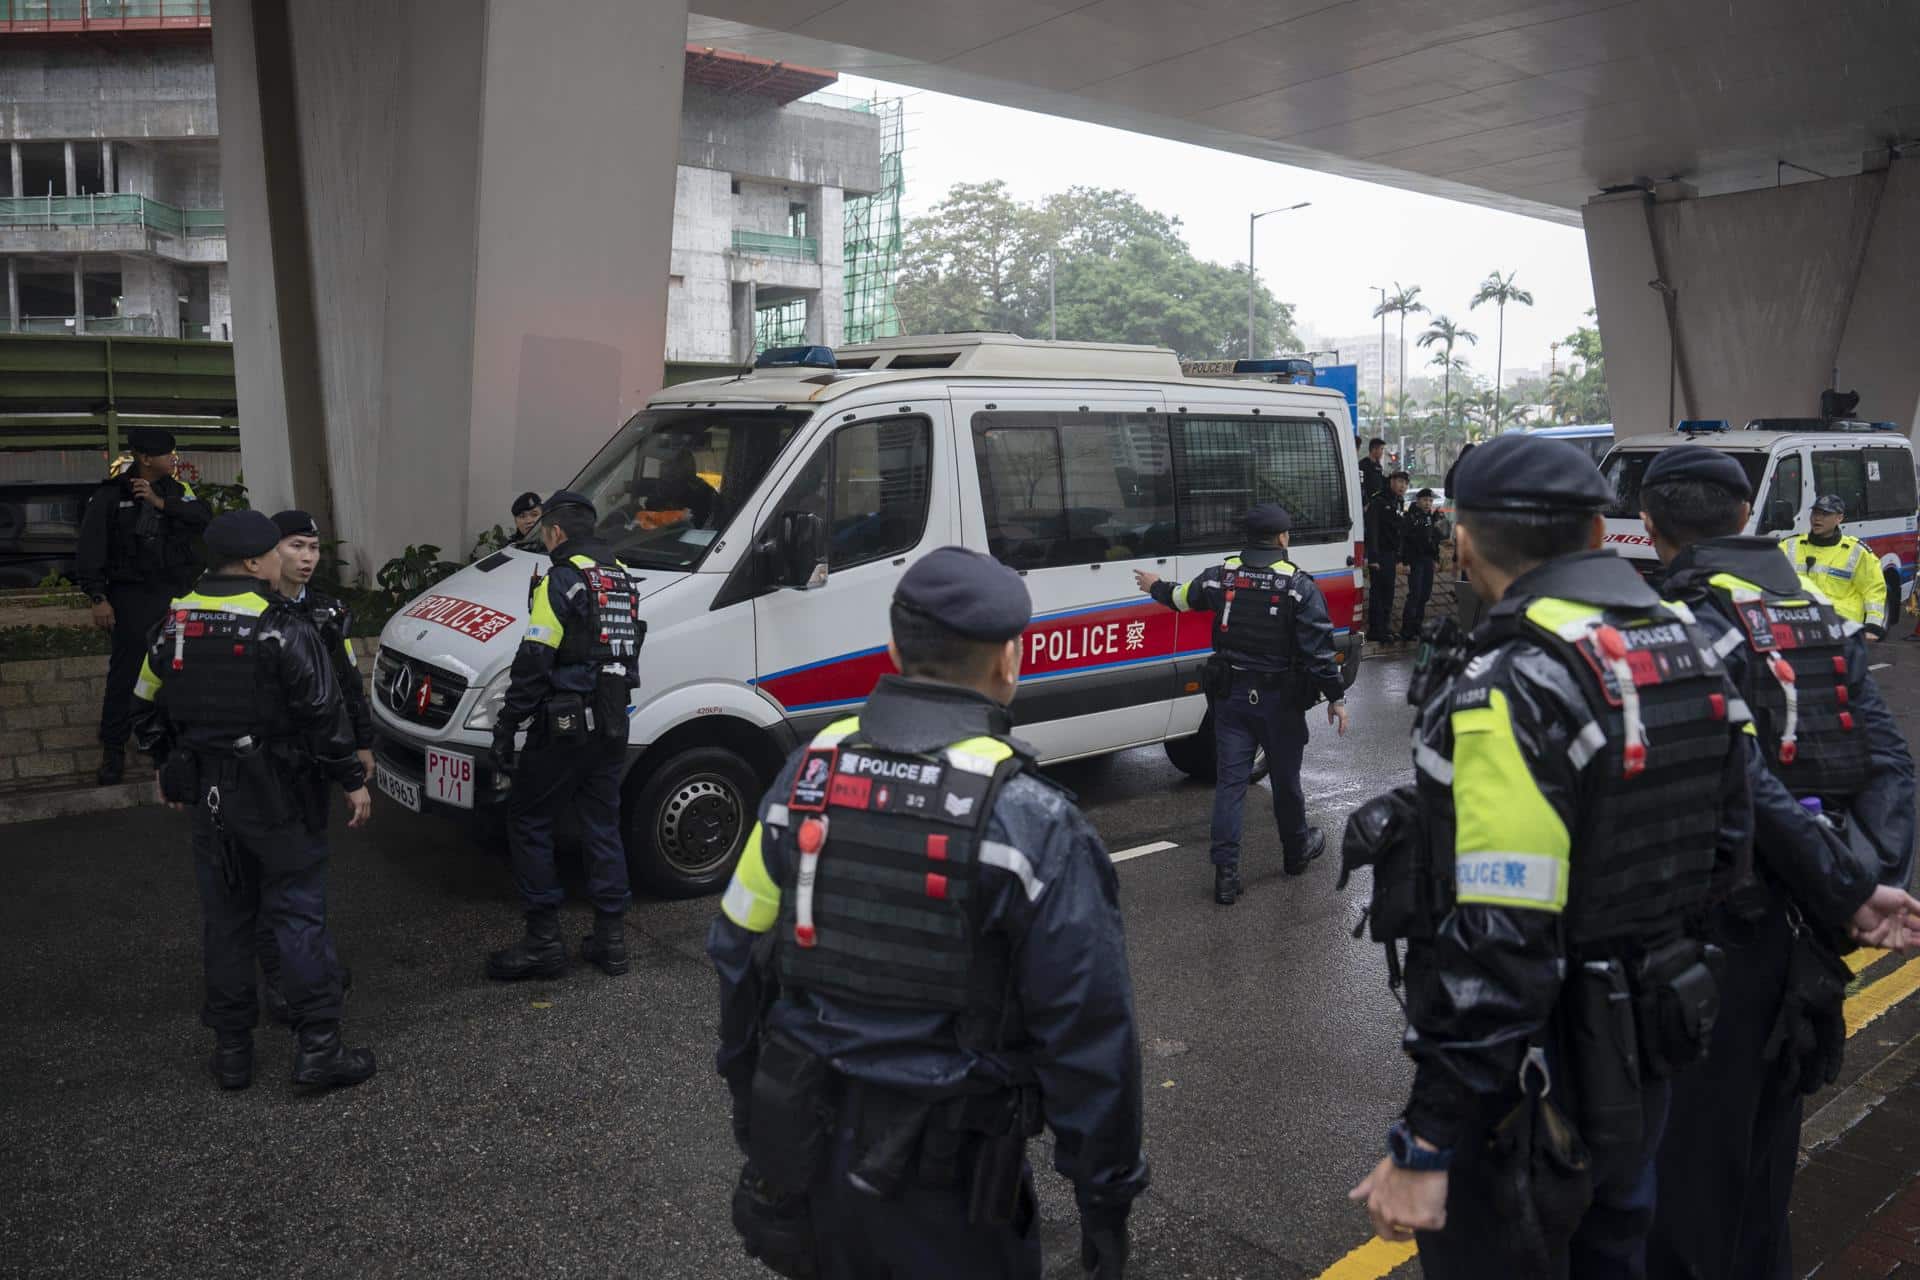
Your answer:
[464,668,513,730]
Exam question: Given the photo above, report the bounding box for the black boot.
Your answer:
[579,912,630,977]
[96,746,124,787]
[209,1030,253,1091]
[486,911,567,981]
[1285,829,1327,876]
[290,1021,377,1092]
[1214,866,1242,906]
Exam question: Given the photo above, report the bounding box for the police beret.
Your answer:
[271,508,320,539]
[1641,445,1752,499]
[1245,504,1292,536]
[1450,432,1611,513]
[127,427,175,456]
[205,510,283,561]
[1812,493,1846,515]
[893,546,1032,642]
[511,491,542,517]
[542,488,596,518]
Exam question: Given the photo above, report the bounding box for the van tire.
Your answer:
[624,746,759,899]
[1162,710,1269,784]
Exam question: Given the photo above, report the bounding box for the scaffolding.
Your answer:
[841,96,904,345]
[754,297,808,351]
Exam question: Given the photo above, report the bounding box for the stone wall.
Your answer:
[0,655,109,783]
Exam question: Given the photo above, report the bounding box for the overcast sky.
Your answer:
[837,74,1597,383]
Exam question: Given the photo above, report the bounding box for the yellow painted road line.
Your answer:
[1313,949,1920,1279]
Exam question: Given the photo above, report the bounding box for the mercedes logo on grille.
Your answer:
[388,663,417,716]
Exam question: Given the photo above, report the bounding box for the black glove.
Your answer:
[1763,927,1850,1095]
[1079,1203,1131,1279]
[490,729,518,778]
[731,1164,816,1280]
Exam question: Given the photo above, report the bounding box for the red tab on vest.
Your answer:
[926,833,949,861]
[1708,693,1726,720]
[925,872,948,900]
[828,774,873,809]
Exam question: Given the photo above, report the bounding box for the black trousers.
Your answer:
[1647,899,1799,1280]
[192,805,343,1032]
[100,582,174,748]
[507,733,631,915]
[1401,559,1436,637]
[1368,558,1399,638]
[1418,1079,1672,1279]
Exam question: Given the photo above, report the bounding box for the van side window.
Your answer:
[1758,453,1802,534]
[1812,450,1868,520]
[972,412,1176,569]
[1171,417,1347,548]
[766,416,932,572]
[1863,446,1918,518]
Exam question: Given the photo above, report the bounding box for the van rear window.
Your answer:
[1602,449,1769,519]
[1171,417,1348,548]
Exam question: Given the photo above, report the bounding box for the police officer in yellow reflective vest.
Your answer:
[1134,503,1349,906]
[709,546,1148,1280]
[130,510,376,1093]
[1781,495,1890,639]
[485,489,643,981]
[1344,434,1755,1276]
[1638,447,1920,1280]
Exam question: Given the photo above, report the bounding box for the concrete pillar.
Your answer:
[72,258,84,332]
[8,144,19,198]
[63,142,76,196]
[1585,163,1920,438]
[213,0,688,566]
[5,259,18,333]
[101,141,116,194]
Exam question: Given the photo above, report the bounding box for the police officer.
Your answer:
[709,547,1148,1280]
[129,510,375,1093]
[1134,504,1349,906]
[485,489,642,981]
[1400,487,1448,642]
[253,509,373,1025]
[1364,471,1412,643]
[1638,447,1919,1279]
[511,491,543,538]
[76,426,211,785]
[1781,494,1890,639]
[1347,434,1753,1274]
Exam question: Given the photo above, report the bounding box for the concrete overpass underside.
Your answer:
[211,0,1920,559]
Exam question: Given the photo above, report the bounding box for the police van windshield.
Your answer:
[1601,449,1769,520]
[561,408,809,569]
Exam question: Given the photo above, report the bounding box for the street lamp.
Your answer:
[1247,201,1311,359]
[1371,285,1388,430]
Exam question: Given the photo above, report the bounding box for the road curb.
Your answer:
[0,771,152,825]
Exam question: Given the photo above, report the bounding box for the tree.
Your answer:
[1469,270,1535,419]
[894,183,1297,358]
[1372,282,1427,438]
[1416,315,1477,437]
[1548,309,1611,424]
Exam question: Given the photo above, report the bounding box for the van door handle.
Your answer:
[892,557,906,566]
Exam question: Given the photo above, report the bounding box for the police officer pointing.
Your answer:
[486,489,643,981]
[1638,447,1920,1279]
[76,426,211,785]
[1134,504,1348,906]
[130,511,375,1093]
[710,547,1148,1279]
[1346,434,1753,1274]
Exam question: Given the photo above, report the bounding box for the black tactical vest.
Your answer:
[557,560,643,687]
[1705,575,1871,802]
[774,722,1023,1037]
[159,592,279,736]
[1510,596,1738,945]
[1212,556,1300,661]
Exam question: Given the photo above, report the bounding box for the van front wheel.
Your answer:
[1162,709,1269,784]
[624,746,759,899]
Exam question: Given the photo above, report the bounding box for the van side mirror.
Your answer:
[760,510,827,589]
[1763,499,1795,533]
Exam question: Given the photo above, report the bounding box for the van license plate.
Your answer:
[375,763,420,812]
[425,747,476,810]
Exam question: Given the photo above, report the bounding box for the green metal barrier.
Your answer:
[0,194,223,238]
[0,333,238,456]
[731,229,819,261]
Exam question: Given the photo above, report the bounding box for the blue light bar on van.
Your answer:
[755,344,838,370]
[1233,357,1316,382]
[1676,419,1730,433]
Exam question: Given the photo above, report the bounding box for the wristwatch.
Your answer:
[1387,1119,1452,1172]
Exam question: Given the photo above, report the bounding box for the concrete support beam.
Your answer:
[1584,159,1920,438]
[8,144,19,198]
[213,0,688,568]
[6,258,18,331]
[100,141,114,194]
[70,257,82,329]
[62,142,75,196]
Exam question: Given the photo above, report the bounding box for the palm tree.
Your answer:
[1371,282,1427,438]
[1469,270,1534,422]
[1416,315,1477,436]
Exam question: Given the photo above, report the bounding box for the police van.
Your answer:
[1528,423,1613,466]
[1597,418,1918,604]
[369,333,1366,896]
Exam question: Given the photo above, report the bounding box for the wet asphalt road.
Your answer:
[3,640,1915,1278]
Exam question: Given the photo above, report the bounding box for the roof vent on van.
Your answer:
[1676,419,1730,433]
[756,344,837,370]
[885,352,960,370]
[1745,417,1903,434]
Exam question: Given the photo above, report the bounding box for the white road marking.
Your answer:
[1870,662,1891,671]
[1111,840,1178,864]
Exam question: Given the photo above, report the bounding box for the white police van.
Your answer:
[1528,423,1613,466]
[1597,418,1918,605]
[370,333,1365,896]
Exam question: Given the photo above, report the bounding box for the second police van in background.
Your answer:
[369,333,1367,897]
[1597,417,1918,609]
